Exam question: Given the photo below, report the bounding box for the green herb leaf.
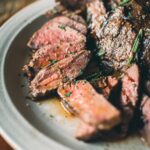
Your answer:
[97,49,105,57]
[119,0,131,6]
[127,56,133,64]
[50,59,58,65]
[58,25,66,30]
[65,92,72,97]
[132,29,143,53]
[80,69,84,76]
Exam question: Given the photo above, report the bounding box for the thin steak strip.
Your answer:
[58,80,121,133]
[30,50,91,98]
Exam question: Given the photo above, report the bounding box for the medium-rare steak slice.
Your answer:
[58,80,121,132]
[28,22,86,50]
[23,41,85,79]
[30,50,91,98]
[116,64,139,135]
[75,121,98,141]
[87,0,136,72]
[43,16,87,35]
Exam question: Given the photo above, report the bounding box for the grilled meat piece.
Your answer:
[141,95,150,144]
[30,50,91,98]
[87,0,107,37]
[116,64,139,135]
[75,121,98,141]
[92,76,119,98]
[58,80,121,132]
[43,16,87,35]
[23,41,85,79]
[87,1,136,72]
[28,21,86,50]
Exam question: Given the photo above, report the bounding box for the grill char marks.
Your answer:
[58,80,121,140]
[87,0,136,72]
[23,41,85,79]
[28,20,86,50]
[30,50,91,98]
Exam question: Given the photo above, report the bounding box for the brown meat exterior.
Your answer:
[30,50,91,98]
[75,121,98,141]
[87,1,136,72]
[58,80,121,138]
[23,41,85,79]
[117,64,139,135]
[28,22,86,49]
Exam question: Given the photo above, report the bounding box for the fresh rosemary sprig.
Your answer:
[119,0,131,6]
[132,29,143,53]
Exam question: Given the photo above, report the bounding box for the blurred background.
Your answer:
[0,0,35,25]
[0,1,36,149]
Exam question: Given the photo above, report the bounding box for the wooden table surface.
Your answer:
[0,0,35,149]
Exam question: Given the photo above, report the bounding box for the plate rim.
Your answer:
[0,1,70,150]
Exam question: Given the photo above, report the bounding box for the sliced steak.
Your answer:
[58,80,121,133]
[117,64,139,135]
[75,121,98,141]
[30,50,91,98]
[28,22,86,49]
[87,0,107,37]
[23,41,85,79]
[43,16,87,35]
[141,95,150,144]
[87,1,136,72]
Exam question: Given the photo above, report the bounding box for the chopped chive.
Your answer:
[58,25,66,30]
[65,92,72,97]
[80,69,84,76]
[97,49,105,57]
[132,29,143,53]
[119,0,131,6]
[49,59,58,65]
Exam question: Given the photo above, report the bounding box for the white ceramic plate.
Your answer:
[0,0,149,150]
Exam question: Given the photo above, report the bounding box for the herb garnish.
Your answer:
[65,92,72,97]
[50,59,58,65]
[127,29,143,64]
[97,49,105,57]
[58,25,66,31]
[127,56,133,64]
[132,29,143,53]
[119,0,131,6]
[80,69,84,76]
